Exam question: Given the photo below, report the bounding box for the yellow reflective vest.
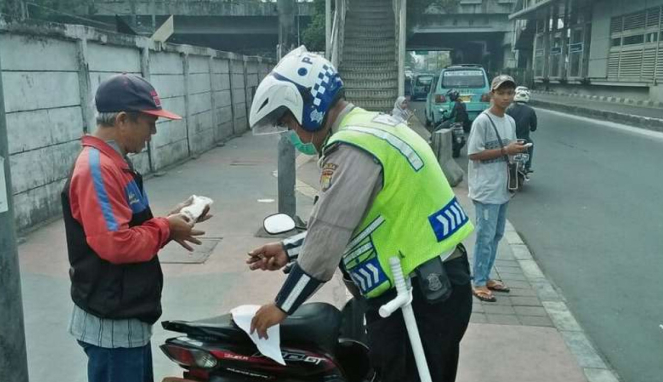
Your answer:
[325,108,474,298]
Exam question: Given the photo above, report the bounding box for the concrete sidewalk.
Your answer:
[17,125,611,382]
[530,91,663,132]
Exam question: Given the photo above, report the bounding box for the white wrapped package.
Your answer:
[180,195,213,222]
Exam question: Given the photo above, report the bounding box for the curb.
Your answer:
[503,221,621,382]
[529,99,663,133]
[532,90,663,109]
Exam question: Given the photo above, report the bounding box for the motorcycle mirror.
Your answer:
[263,213,296,235]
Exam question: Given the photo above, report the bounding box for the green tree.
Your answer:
[302,0,326,52]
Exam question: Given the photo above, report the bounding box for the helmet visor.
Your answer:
[251,106,290,135]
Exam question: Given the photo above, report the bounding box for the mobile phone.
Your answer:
[517,139,527,144]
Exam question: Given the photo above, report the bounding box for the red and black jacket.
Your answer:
[62,136,171,324]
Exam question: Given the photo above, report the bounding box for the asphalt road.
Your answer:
[411,101,663,382]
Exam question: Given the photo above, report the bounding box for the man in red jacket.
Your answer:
[62,74,210,382]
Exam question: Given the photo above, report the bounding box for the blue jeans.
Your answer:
[78,341,153,382]
[472,201,508,287]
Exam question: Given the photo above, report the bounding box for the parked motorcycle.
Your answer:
[508,148,532,192]
[159,215,375,382]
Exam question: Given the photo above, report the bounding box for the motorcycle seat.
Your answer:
[162,302,342,354]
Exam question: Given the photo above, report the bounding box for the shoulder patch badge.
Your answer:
[320,163,338,192]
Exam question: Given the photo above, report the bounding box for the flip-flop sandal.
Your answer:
[472,289,496,302]
[487,280,511,293]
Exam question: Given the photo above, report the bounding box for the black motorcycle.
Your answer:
[508,147,532,192]
[159,215,374,382]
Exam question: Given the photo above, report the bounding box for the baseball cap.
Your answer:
[95,73,181,120]
[490,75,516,91]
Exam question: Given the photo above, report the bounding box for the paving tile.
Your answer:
[508,288,538,297]
[501,280,531,289]
[483,304,516,315]
[500,273,527,281]
[491,295,512,305]
[470,313,487,324]
[499,253,516,260]
[496,268,525,276]
[518,315,554,327]
[472,303,484,313]
[486,313,520,325]
[496,264,522,271]
[510,296,542,306]
[495,259,519,267]
[514,306,548,317]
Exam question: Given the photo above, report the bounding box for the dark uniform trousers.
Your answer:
[365,252,473,382]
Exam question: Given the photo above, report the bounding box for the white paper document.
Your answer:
[230,305,285,365]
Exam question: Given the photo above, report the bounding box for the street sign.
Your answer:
[569,43,583,53]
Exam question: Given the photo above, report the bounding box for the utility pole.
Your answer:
[0,47,30,382]
[398,0,407,96]
[277,0,297,218]
[325,0,332,59]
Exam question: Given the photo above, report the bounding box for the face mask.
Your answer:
[287,130,318,156]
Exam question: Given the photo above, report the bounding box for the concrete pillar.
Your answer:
[543,7,551,78]
[208,52,219,143]
[76,38,95,134]
[650,84,663,103]
[431,130,463,187]
[0,47,30,382]
[398,0,407,97]
[139,45,155,172]
[228,54,236,135]
[243,56,250,132]
[182,53,192,155]
[325,0,332,59]
[277,0,297,218]
[560,0,570,79]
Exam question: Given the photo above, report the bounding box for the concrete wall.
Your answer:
[589,0,663,79]
[0,20,273,232]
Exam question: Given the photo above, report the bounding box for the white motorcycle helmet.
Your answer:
[250,46,344,134]
[514,87,530,103]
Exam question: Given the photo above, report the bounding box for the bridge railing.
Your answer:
[330,0,347,68]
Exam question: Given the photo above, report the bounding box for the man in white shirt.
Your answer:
[466,75,528,302]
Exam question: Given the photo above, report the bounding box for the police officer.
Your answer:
[246,47,474,382]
